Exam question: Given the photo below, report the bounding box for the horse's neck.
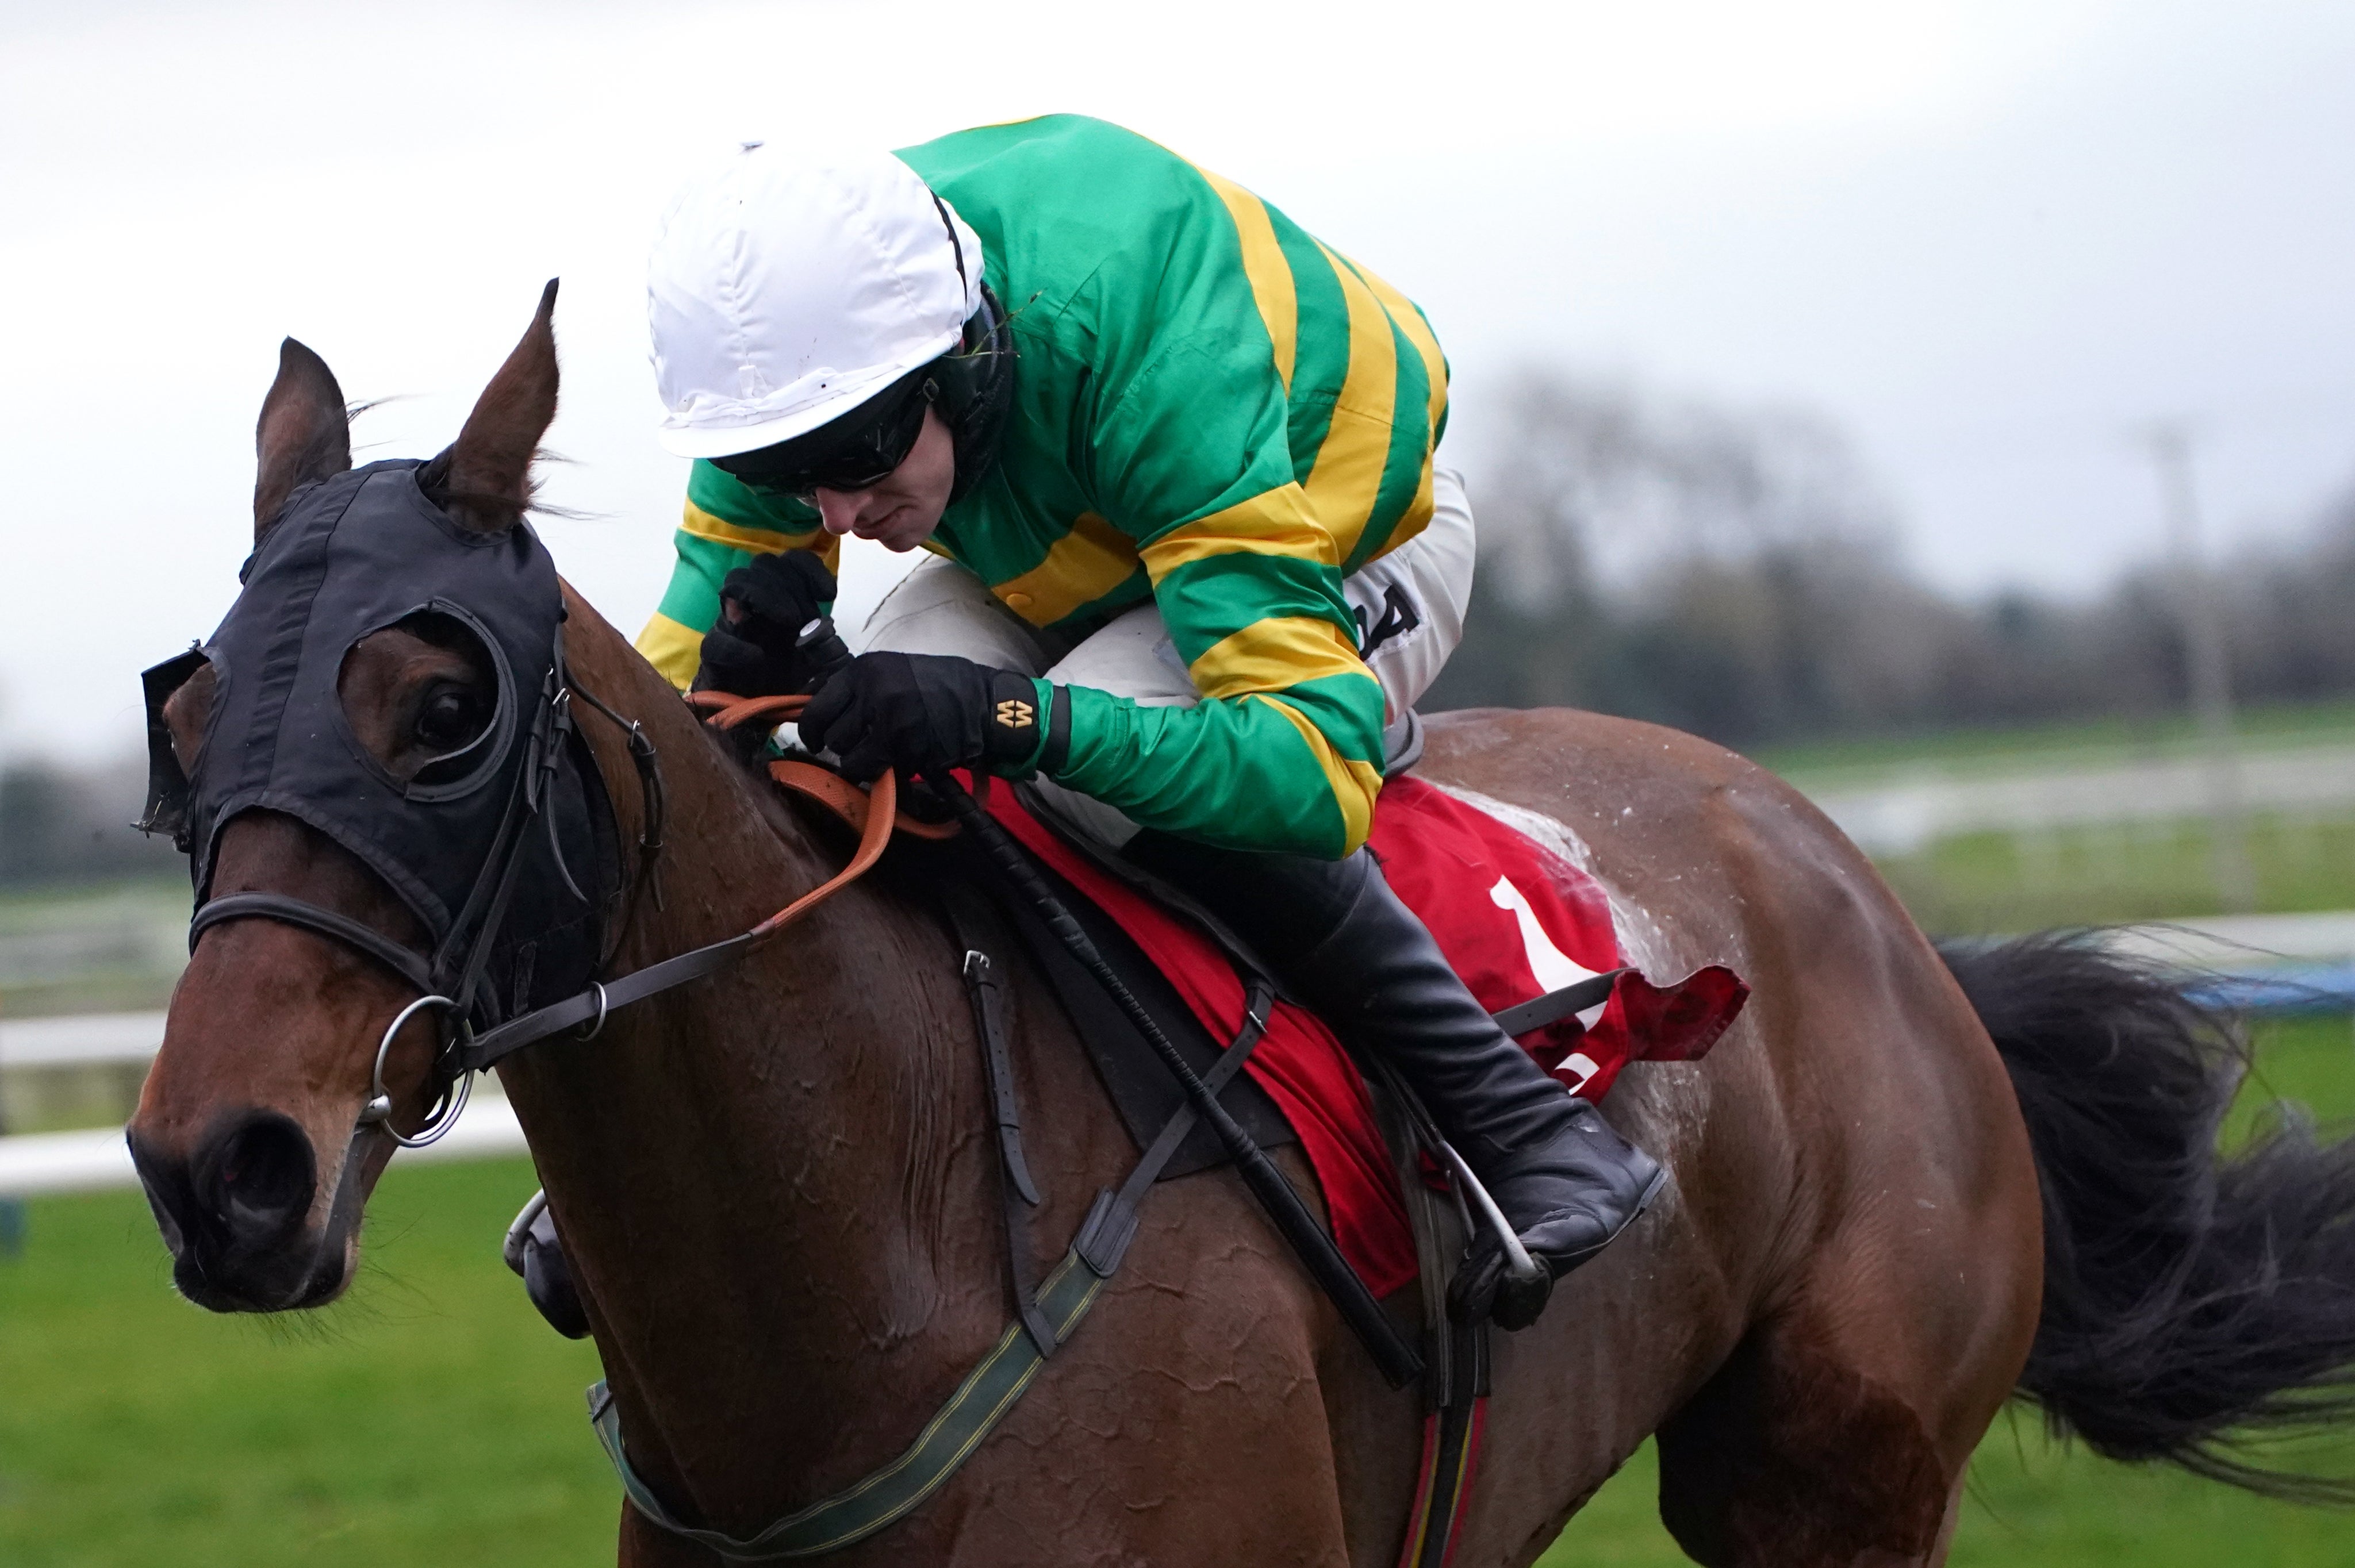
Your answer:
[497,591,1008,1516]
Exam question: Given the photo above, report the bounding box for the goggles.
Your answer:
[712,367,935,498]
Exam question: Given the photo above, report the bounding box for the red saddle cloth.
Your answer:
[989,774,1748,1298]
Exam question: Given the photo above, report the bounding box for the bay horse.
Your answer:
[128,291,2355,1566]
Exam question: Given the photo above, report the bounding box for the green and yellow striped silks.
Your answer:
[636,115,1449,858]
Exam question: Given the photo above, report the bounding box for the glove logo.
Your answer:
[994,698,1035,729]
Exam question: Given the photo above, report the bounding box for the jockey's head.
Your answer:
[648,143,1011,551]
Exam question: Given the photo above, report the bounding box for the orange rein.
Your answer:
[684,690,972,941]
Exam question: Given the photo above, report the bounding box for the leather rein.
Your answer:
[455,689,911,1074]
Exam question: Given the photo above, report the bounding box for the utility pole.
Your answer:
[2146,422,2256,913]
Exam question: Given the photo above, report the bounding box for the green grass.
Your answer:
[0,875,189,1019]
[1,1063,152,1136]
[1545,1014,2355,1566]
[1752,698,2355,790]
[2227,1015,2355,1146]
[0,878,189,927]
[1544,1416,2355,1567]
[1882,812,2355,934]
[0,1157,613,1567]
[5,1022,2354,1564]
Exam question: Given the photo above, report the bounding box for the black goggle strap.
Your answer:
[845,383,933,482]
[722,375,929,495]
[926,286,1008,431]
[929,191,969,301]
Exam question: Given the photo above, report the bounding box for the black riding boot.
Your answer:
[1125,832,1666,1330]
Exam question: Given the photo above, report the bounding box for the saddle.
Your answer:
[773,762,1745,1279]
[763,755,1750,1567]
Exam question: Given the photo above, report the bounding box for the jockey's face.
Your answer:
[811,406,953,552]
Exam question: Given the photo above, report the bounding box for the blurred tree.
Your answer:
[1426,372,2355,749]
[0,754,181,888]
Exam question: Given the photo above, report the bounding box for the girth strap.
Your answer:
[1367,1056,1493,1568]
[589,1250,1108,1559]
[586,971,1278,1561]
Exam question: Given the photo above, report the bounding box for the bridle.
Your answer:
[189,641,596,1145]
[189,682,894,1148]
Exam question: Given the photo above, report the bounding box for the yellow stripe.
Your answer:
[1195,166,1297,391]
[988,512,1138,627]
[1352,257,1448,433]
[680,501,842,575]
[1187,615,1369,700]
[1380,462,1437,560]
[1337,254,1444,563]
[1301,243,1398,564]
[635,612,704,693]
[1257,695,1382,856]
[1138,485,1334,582]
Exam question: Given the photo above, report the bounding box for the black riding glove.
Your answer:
[690,551,852,697]
[799,652,1050,782]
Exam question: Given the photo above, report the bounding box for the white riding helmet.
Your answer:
[647,141,985,460]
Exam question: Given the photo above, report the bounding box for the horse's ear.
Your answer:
[440,279,559,533]
[253,338,351,539]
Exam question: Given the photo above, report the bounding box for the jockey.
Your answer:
[639,116,1661,1327]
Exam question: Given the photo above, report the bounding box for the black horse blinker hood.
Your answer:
[139,459,617,1028]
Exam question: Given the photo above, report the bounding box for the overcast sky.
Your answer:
[5,0,2353,759]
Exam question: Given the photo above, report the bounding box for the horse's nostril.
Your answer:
[209,1113,317,1238]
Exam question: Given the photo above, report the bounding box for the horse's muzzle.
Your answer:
[128,1109,349,1311]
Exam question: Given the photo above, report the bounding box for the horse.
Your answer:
[126,290,2355,1566]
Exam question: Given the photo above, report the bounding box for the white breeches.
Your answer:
[859,466,1476,849]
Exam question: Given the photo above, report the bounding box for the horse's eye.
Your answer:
[415,685,488,754]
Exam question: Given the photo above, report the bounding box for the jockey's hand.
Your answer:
[799,652,1044,781]
[691,551,851,697]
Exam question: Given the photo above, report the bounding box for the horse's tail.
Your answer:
[1940,931,2355,1503]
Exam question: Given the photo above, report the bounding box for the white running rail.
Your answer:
[0,1011,168,1069]
[10,900,2355,1200]
[0,1096,530,1198]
